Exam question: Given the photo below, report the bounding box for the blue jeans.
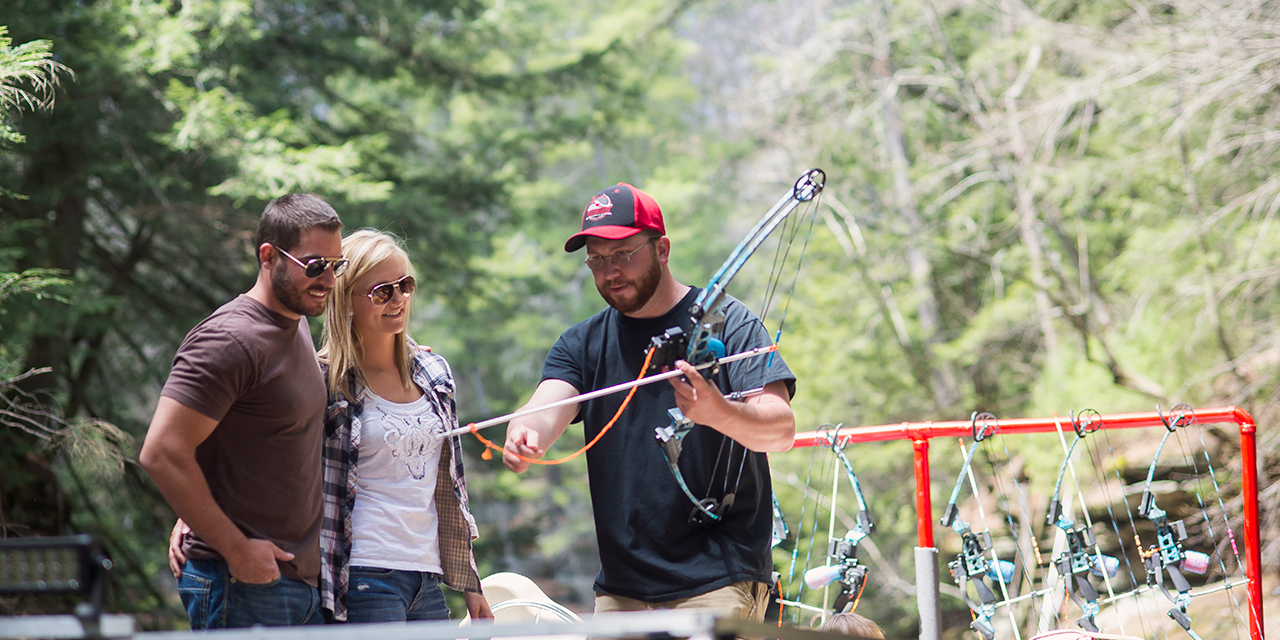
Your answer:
[178,558,324,629]
[344,566,450,622]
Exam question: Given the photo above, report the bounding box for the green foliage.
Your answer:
[0,25,70,199]
[4,0,1280,631]
[0,0,705,621]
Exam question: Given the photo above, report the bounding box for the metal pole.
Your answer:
[915,547,942,640]
[912,437,942,640]
[1240,418,1265,640]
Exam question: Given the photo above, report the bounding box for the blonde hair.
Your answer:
[317,229,417,399]
[816,612,885,639]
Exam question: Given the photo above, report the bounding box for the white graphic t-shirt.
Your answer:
[349,390,445,572]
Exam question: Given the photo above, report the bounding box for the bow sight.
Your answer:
[647,327,725,377]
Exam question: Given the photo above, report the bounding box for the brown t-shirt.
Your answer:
[160,294,324,585]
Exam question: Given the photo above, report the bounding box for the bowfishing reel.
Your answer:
[647,325,728,376]
[648,303,729,375]
[647,326,690,375]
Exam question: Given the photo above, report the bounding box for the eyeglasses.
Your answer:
[273,245,349,278]
[583,239,655,272]
[367,275,417,305]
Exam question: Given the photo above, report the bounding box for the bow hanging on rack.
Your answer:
[800,425,877,614]
[651,168,826,527]
[940,412,1012,640]
[1136,404,1210,640]
[771,490,791,548]
[1045,409,1118,633]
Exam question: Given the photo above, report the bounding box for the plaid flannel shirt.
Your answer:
[319,345,481,621]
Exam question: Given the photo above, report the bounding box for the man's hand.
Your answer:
[224,538,293,584]
[167,517,290,584]
[168,519,190,578]
[464,591,494,620]
[667,362,796,452]
[502,425,545,473]
[668,360,731,426]
[500,379,581,474]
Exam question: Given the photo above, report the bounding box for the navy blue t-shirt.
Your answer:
[541,287,796,601]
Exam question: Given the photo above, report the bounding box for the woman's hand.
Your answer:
[168,518,190,578]
[465,591,494,620]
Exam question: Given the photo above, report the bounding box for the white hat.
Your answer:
[482,572,582,624]
[460,572,583,631]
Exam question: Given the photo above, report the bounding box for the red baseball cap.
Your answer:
[564,183,665,252]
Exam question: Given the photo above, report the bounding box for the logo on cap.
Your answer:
[584,195,613,221]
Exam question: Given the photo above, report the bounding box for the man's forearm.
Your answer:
[707,390,796,452]
[502,379,582,471]
[142,451,249,560]
[670,365,795,452]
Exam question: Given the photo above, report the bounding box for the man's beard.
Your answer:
[271,262,329,317]
[597,254,662,314]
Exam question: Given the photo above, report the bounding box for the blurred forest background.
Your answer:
[2,0,1279,637]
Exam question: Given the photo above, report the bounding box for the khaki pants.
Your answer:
[594,581,771,623]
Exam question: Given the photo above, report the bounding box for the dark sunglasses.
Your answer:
[274,245,349,278]
[367,275,416,305]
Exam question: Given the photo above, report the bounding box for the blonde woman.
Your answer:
[317,229,491,623]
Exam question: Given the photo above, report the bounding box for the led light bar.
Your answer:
[0,534,111,595]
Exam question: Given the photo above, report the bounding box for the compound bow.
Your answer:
[651,168,826,527]
[1136,404,1210,640]
[801,425,877,613]
[940,412,1011,640]
[1045,409,1117,633]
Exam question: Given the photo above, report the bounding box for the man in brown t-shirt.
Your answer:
[140,194,345,628]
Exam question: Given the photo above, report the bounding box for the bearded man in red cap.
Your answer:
[503,183,797,621]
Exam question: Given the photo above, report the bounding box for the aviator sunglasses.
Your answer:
[273,245,350,278]
[367,275,417,305]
